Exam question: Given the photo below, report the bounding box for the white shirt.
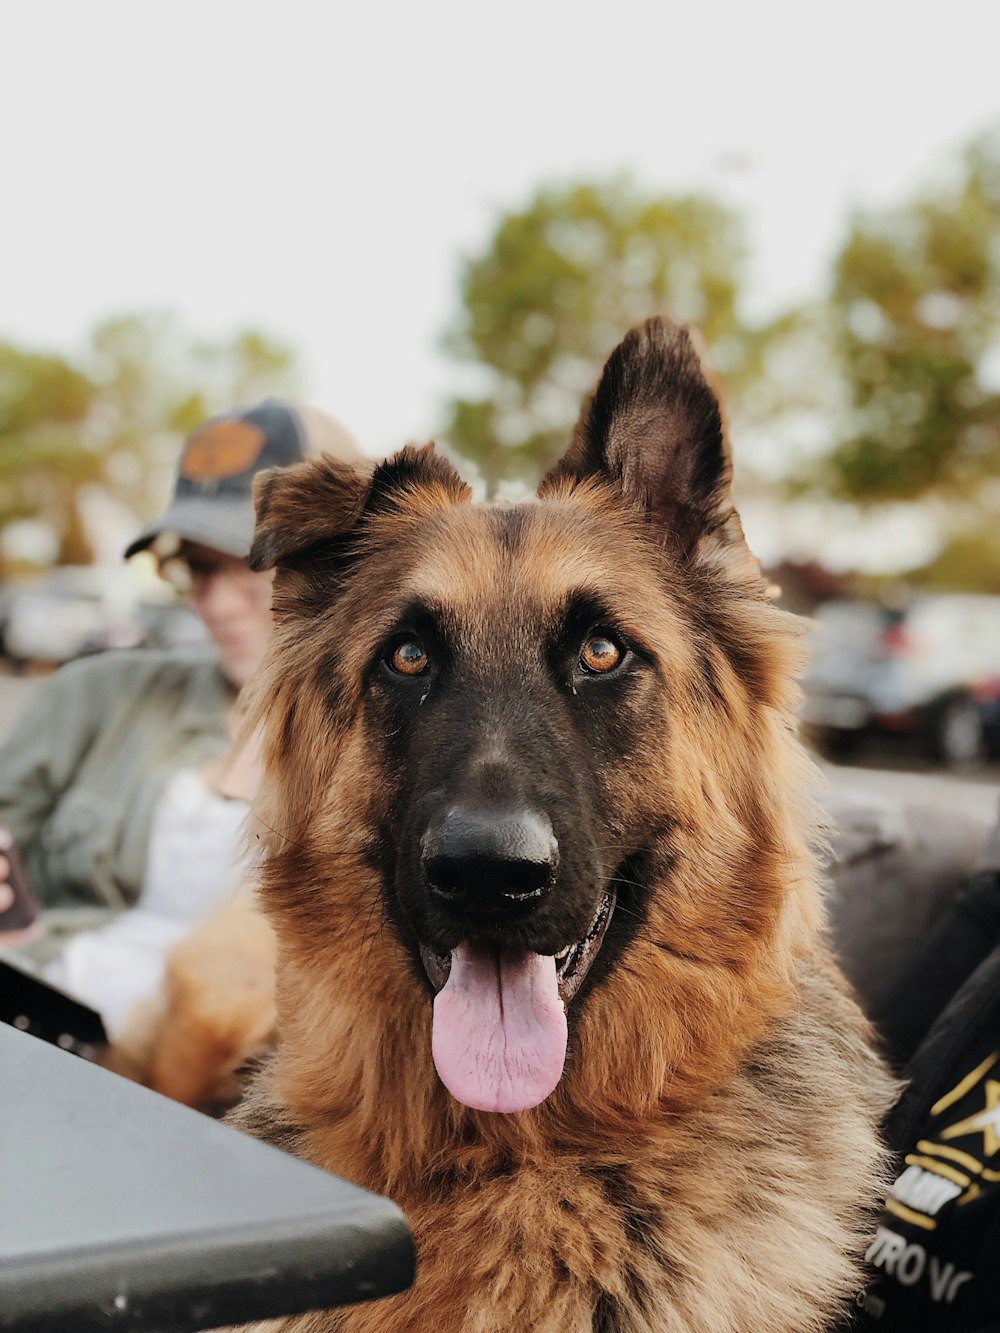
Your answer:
[45,768,251,1039]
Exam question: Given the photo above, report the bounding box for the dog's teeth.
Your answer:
[555,945,573,960]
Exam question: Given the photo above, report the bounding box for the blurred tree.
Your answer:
[822,129,1000,588]
[439,146,1000,588]
[0,313,298,572]
[441,179,761,492]
[0,345,100,566]
[829,132,1000,501]
[905,524,1000,594]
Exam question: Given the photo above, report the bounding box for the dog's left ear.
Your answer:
[249,444,471,571]
[249,456,370,570]
[539,317,742,561]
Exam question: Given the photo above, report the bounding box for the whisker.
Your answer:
[361,896,390,968]
[247,811,309,851]
[607,874,647,891]
[248,811,379,862]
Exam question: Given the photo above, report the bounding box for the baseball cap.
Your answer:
[124,399,364,561]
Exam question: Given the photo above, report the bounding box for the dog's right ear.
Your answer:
[539,317,741,562]
[248,456,370,570]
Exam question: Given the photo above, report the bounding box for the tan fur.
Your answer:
[209,321,893,1331]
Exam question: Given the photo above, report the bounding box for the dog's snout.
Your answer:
[421,807,558,918]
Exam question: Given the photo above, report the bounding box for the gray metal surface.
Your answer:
[0,1024,414,1330]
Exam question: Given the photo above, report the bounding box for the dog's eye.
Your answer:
[579,634,623,674]
[389,639,429,676]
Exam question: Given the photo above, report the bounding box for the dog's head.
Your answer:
[248,318,816,1118]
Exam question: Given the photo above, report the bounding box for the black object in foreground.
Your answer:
[0,1024,415,1331]
[0,957,108,1059]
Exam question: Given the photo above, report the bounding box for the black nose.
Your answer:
[421,806,558,919]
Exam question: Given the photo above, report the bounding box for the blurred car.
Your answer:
[801,593,1000,766]
[2,565,205,669]
[972,677,1000,761]
[0,585,13,659]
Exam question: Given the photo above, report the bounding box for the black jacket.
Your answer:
[842,867,1000,1332]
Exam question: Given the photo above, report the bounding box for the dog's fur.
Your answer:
[227,319,892,1332]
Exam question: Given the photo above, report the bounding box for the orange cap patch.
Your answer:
[180,420,267,481]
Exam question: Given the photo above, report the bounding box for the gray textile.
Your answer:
[821,784,995,1014]
[0,649,235,965]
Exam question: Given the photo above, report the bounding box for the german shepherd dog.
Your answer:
[232,318,892,1332]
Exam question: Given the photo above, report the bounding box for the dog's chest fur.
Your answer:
[234,959,890,1333]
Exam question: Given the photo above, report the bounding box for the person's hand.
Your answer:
[0,825,41,950]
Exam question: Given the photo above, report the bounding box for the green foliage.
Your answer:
[826,130,1000,504]
[442,179,754,491]
[909,527,1000,594]
[440,144,1000,595]
[0,346,105,565]
[0,313,298,569]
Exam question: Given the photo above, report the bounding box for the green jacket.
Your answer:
[0,649,236,963]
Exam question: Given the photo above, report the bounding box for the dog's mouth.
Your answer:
[418,889,616,1115]
[419,889,616,1003]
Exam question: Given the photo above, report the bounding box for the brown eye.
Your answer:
[579,634,623,674]
[389,640,429,676]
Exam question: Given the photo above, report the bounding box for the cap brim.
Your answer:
[124,497,256,560]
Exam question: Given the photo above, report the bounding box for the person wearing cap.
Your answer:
[0,400,363,1040]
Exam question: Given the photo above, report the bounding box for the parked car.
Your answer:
[801,592,1000,766]
[973,676,1000,760]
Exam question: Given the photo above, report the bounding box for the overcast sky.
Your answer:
[4,0,998,473]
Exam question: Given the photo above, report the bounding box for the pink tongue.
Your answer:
[432,942,567,1113]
